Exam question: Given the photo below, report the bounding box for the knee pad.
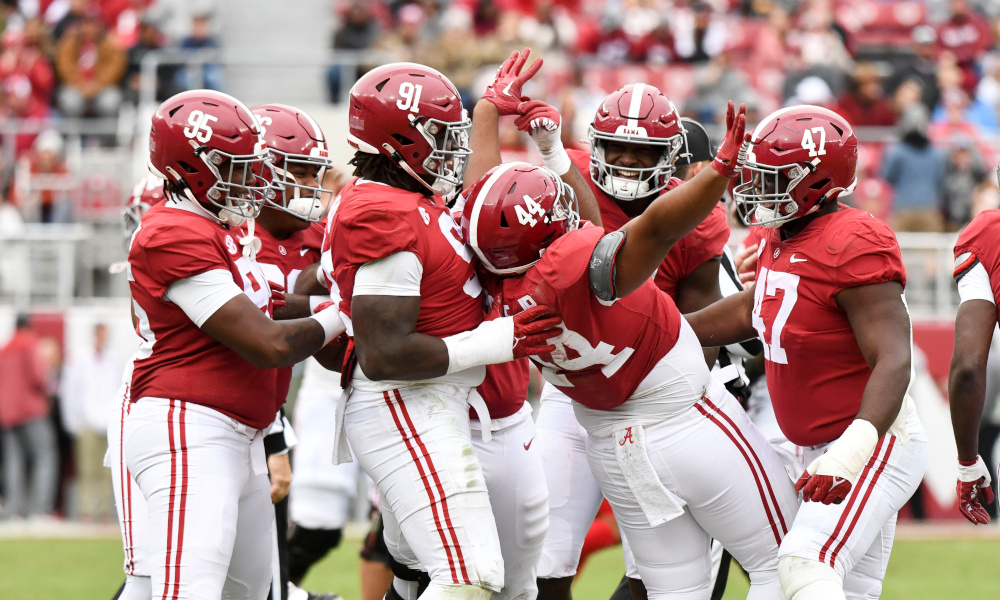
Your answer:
[287,526,343,582]
[778,557,846,600]
[387,554,431,596]
[422,582,493,600]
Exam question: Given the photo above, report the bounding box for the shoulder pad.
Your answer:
[589,230,627,302]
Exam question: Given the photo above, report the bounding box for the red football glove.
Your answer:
[514,100,560,134]
[795,471,853,505]
[711,101,749,179]
[957,456,995,525]
[511,305,561,360]
[270,281,286,311]
[482,48,543,116]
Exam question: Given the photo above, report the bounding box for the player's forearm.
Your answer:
[685,288,756,348]
[949,362,987,460]
[252,318,329,369]
[355,332,450,381]
[294,263,325,295]
[465,100,502,188]
[273,293,313,320]
[561,164,602,227]
[643,160,731,251]
[855,353,910,438]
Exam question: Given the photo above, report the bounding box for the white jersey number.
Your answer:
[438,212,483,299]
[751,267,799,364]
[184,110,218,144]
[514,195,546,228]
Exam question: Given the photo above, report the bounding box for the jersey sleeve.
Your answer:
[832,220,906,294]
[135,226,231,299]
[337,209,420,266]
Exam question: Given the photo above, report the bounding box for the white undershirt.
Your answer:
[957,261,996,305]
[165,269,243,327]
[354,251,422,297]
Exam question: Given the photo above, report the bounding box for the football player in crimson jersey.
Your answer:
[126,90,347,600]
[464,106,801,600]
[508,85,731,600]
[948,189,1000,525]
[686,106,928,600]
[327,62,562,600]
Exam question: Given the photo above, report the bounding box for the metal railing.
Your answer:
[0,224,94,308]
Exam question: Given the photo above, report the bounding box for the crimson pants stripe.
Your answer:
[827,437,896,569]
[703,397,789,534]
[393,389,472,584]
[696,403,783,546]
[119,385,133,574]
[170,402,188,600]
[382,391,463,585]
[162,399,178,600]
[817,437,889,565]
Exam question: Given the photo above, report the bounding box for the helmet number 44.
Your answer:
[184,110,218,144]
[801,126,827,157]
[515,195,546,227]
[396,82,424,113]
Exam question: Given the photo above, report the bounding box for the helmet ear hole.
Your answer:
[810,178,831,190]
[392,134,414,146]
[177,160,199,174]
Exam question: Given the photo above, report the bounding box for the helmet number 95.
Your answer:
[396,82,424,113]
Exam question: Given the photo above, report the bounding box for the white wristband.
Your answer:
[442,317,515,374]
[542,145,572,176]
[309,295,329,314]
[816,419,880,483]
[309,306,346,345]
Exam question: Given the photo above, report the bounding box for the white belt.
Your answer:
[613,423,686,526]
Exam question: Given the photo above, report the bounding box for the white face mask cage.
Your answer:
[733,160,811,228]
[267,149,334,222]
[543,166,581,234]
[197,146,276,222]
[588,127,685,201]
[411,113,472,201]
[121,200,151,249]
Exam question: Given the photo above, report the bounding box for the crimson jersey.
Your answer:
[478,277,529,420]
[328,177,484,337]
[498,225,682,410]
[567,148,729,302]
[954,209,1000,313]
[128,201,277,430]
[249,221,325,408]
[752,206,906,446]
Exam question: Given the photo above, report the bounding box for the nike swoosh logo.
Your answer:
[523,438,533,451]
[789,254,807,263]
[300,248,309,256]
[502,81,514,96]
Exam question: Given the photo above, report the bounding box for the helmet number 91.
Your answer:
[515,195,546,227]
[800,126,827,158]
[397,82,424,113]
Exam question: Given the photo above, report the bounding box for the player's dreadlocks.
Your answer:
[349,152,433,196]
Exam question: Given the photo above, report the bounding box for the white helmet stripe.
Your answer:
[468,162,522,269]
[750,105,801,142]
[626,83,646,129]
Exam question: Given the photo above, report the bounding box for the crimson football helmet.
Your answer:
[462,162,579,275]
[734,105,858,228]
[121,173,166,244]
[251,104,333,222]
[589,83,686,201]
[149,90,273,225]
[347,62,471,200]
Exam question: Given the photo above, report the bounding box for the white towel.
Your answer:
[613,423,686,526]
[468,389,493,443]
[332,385,353,465]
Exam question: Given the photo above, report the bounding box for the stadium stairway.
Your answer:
[216,0,333,106]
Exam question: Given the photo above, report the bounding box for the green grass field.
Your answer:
[0,536,995,599]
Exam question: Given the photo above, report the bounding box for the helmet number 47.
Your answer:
[515,195,546,227]
[801,126,827,157]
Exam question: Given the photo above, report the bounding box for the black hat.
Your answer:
[676,117,714,165]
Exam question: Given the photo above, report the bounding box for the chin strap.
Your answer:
[239,218,262,260]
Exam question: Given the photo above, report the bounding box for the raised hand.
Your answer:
[482,48,543,116]
[511,305,562,359]
[711,101,748,178]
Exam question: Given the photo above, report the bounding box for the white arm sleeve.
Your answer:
[354,251,423,296]
[165,269,244,327]
[957,262,996,305]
